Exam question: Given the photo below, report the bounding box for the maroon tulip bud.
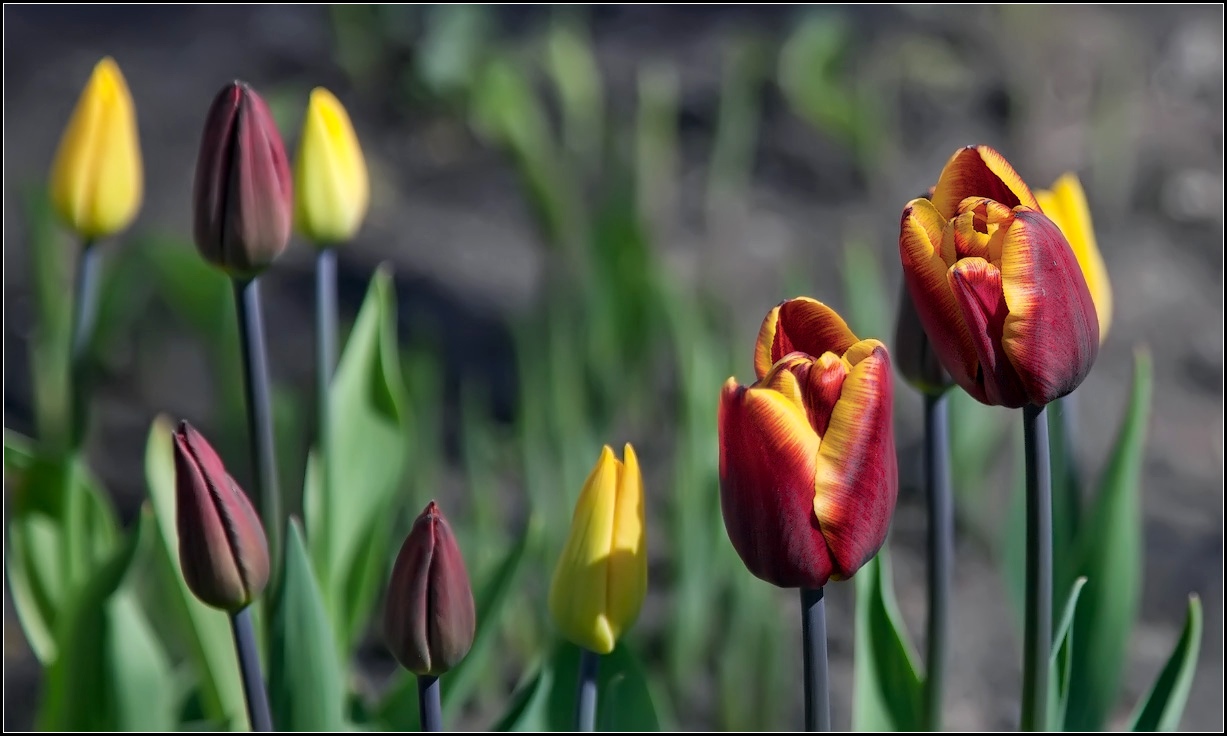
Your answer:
[192,81,292,276]
[384,501,476,676]
[893,279,952,396]
[173,420,270,611]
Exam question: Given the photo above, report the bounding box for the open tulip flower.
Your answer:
[900,146,1099,408]
[719,298,898,589]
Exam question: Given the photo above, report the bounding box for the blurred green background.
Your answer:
[3,5,1222,731]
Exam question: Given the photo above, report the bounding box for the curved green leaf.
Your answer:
[1128,595,1203,732]
[852,548,924,731]
[1049,576,1087,730]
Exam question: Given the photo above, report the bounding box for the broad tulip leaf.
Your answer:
[378,522,536,729]
[1065,349,1152,730]
[852,548,924,731]
[269,520,348,732]
[304,266,407,655]
[493,663,554,732]
[38,510,176,731]
[1128,594,1203,732]
[1048,577,1087,730]
[4,430,118,663]
[143,416,249,729]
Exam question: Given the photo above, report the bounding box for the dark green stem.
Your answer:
[1021,404,1052,731]
[232,607,273,731]
[233,277,282,576]
[69,240,101,449]
[924,392,952,731]
[801,586,830,731]
[576,648,599,731]
[418,674,442,732]
[314,247,337,562]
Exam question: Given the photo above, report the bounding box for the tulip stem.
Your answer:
[1021,404,1052,731]
[231,607,273,732]
[233,277,282,578]
[801,586,831,731]
[924,392,953,731]
[69,240,102,450]
[576,648,600,731]
[418,675,442,732]
[314,247,337,563]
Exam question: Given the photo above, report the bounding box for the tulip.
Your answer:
[549,444,647,655]
[1035,173,1112,342]
[173,420,270,611]
[49,56,143,240]
[294,87,369,244]
[193,81,293,276]
[894,279,952,396]
[720,297,898,589]
[899,145,1099,409]
[384,501,476,677]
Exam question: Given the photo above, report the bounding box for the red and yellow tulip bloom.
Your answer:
[719,298,898,589]
[900,146,1099,409]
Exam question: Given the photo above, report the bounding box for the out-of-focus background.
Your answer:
[3,5,1222,731]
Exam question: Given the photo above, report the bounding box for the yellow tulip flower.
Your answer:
[549,444,647,655]
[49,57,143,240]
[1036,173,1113,342]
[293,87,369,244]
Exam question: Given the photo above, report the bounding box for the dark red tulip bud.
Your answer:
[893,279,952,396]
[174,420,270,611]
[192,81,292,276]
[384,501,476,676]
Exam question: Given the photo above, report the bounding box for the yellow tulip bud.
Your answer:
[49,57,143,240]
[549,444,647,654]
[293,88,369,244]
[1036,173,1113,342]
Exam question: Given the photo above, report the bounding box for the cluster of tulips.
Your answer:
[32,50,1196,735]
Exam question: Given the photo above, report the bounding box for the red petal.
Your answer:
[948,257,1029,408]
[930,146,1041,221]
[754,298,858,380]
[718,378,831,588]
[1000,209,1100,405]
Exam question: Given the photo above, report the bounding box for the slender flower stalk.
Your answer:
[800,587,831,731]
[1021,404,1052,731]
[68,241,102,449]
[314,246,338,561]
[232,607,274,732]
[418,675,442,732]
[576,648,600,731]
[233,278,282,575]
[923,393,952,730]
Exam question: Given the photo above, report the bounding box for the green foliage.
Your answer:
[1128,595,1204,732]
[1049,577,1087,730]
[852,549,924,731]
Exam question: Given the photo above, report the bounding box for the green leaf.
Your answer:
[38,510,177,731]
[4,430,118,663]
[269,520,348,732]
[493,664,554,732]
[546,12,604,172]
[852,548,924,731]
[143,415,250,729]
[1065,349,1152,730]
[304,266,407,655]
[1128,595,1204,732]
[1048,576,1087,730]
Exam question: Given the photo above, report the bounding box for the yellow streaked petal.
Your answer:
[1035,174,1112,341]
[294,87,370,244]
[930,145,1040,221]
[49,57,143,239]
[754,298,858,379]
[605,443,646,644]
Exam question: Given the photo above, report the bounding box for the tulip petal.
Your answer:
[931,145,1040,221]
[605,444,647,646]
[755,298,858,380]
[899,199,980,395]
[1035,174,1112,341]
[947,257,1028,407]
[549,446,619,653]
[294,87,370,244]
[802,352,849,439]
[1000,210,1100,405]
[174,430,244,607]
[812,342,897,580]
[718,378,832,588]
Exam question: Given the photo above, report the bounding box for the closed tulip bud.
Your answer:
[294,87,369,245]
[721,298,898,589]
[173,421,270,611]
[49,57,143,240]
[900,146,1099,408]
[192,81,293,276]
[894,279,951,395]
[1035,173,1112,343]
[384,502,476,676]
[549,444,646,655]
